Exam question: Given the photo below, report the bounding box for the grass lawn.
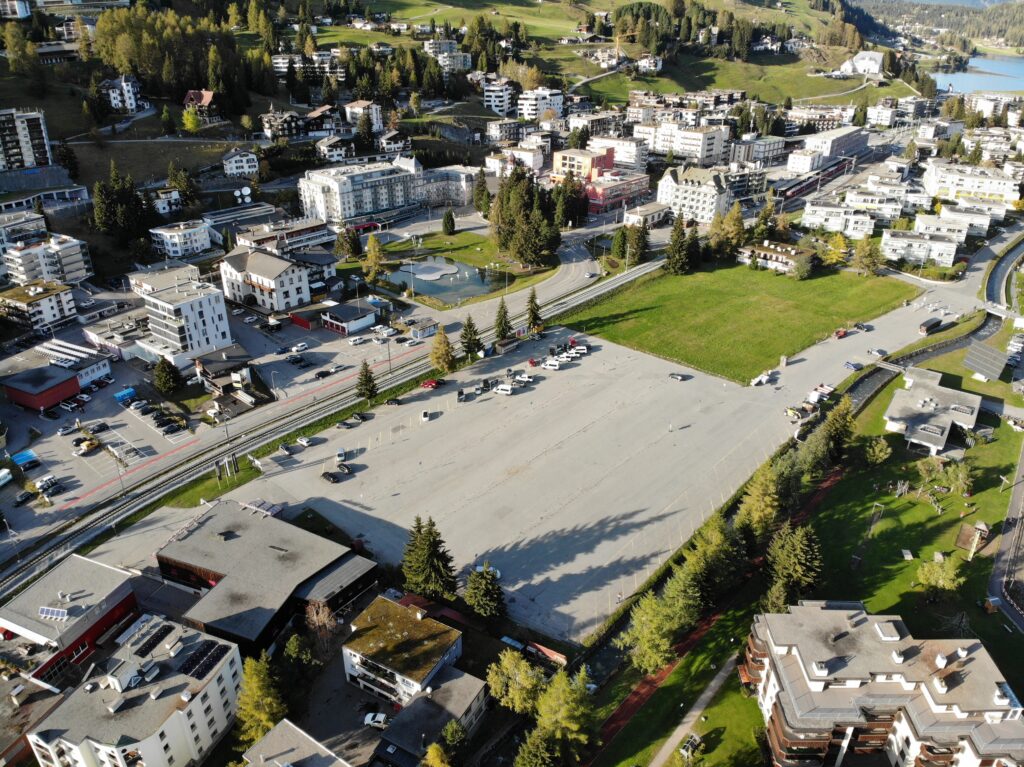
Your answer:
[695,674,764,767]
[920,319,1024,408]
[0,67,96,140]
[810,378,1024,690]
[582,53,852,105]
[561,266,919,383]
[384,230,501,270]
[70,140,229,188]
[807,78,919,106]
[590,576,765,767]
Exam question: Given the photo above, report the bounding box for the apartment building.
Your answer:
[2,232,92,285]
[138,278,232,367]
[0,0,31,18]
[343,100,383,133]
[867,104,897,127]
[803,126,868,159]
[486,118,526,144]
[585,170,649,214]
[235,217,333,255]
[729,135,786,167]
[741,601,1024,767]
[0,107,52,171]
[151,188,183,217]
[787,149,823,174]
[297,158,420,224]
[483,78,515,116]
[0,209,47,282]
[222,148,259,178]
[656,166,732,224]
[881,229,959,267]
[486,146,544,177]
[632,123,728,166]
[422,38,457,57]
[786,104,855,132]
[0,280,77,331]
[938,203,991,237]
[518,87,564,120]
[220,249,310,312]
[801,199,874,239]
[437,51,472,75]
[343,596,463,704]
[551,148,615,182]
[736,241,813,274]
[567,110,625,136]
[922,160,1021,204]
[587,135,649,171]
[29,615,242,767]
[913,213,969,244]
[149,221,212,259]
[843,189,903,224]
[98,74,145,114]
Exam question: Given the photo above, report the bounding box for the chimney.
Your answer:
[812,661,829,677]
[994,686,1010,706]
[933,676,948,695]
[222,352,228,360]
[892,649,905,664]
[956,646,968,659]
[935,653,948,669]
[415,609,426,620]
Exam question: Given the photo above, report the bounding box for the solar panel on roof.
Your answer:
[964,342,1008,381]
[136,624,174,657]
[38,605,69,620]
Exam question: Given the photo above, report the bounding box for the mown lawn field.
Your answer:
[561,266,919,383]
[811,378,1024,690]
[384,230,501,269]
[695,674,764,767]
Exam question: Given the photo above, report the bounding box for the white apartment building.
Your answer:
[220,249,310,312]
[0,280,77,331]
[914,213,969,244]
[881,229,959,267]
[517,88,564,120]
[636,55,662,74]
[128,263,200,296]
[222,148,259,178]
[587,135,649,171]
[297,158,420,224]
[632,123,728,166]
[0,209,46,282]
[29,615,242,767]
[729,136,786,167]
[843,189,903,223]
[315,136,354,163]
[138,279,232,367]
[98,74,145,114]
[567,111,625,137]
[787,149,822,174]
[0,0,31,19]
[423,38,458,57]
[343,100,383,133]
[149,221,212,259]
[866,104,897,127]
[656,166,732,224]
[486,145,544,177]
[235,217,334,255]
[3,232,93,285]
[801,199,874,239]
[839,50,883,75]
[0,107,52,171]
[151,188,182,217]
[483,79,515,116]
[343,596,463,705]
[939,203,991,237]
[922,160,1021,204]
[437,51,472,74]
[803,126,868,158]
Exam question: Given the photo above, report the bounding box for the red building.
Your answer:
[585,170,650,214]
[0,555,137,685]
[2,365,80,411]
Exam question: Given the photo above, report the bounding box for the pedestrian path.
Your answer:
[648,658,737,767]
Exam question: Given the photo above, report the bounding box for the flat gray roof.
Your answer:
[884,367,981,451]
[32,615,237,748]
[157,500,359,642]
[243,719,348,767]
[0,555,133,646]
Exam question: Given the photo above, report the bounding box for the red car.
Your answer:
[834,328,848,339]
[421,378,447,389]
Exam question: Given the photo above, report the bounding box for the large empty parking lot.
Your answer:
[225,329,796,641]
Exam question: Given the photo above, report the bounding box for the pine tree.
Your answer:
[614,592,674,675]
[665,215,689,275]
[767,523,823,598]
[153,358,184,394]
[514,729,556,767]
[355,360,377,402]
[494,297,512,340]
[610,226,627,263]
[473,168,491,216]
[464,563,505,618]
[363,234,385,282]
[661,563,704,631]
[403,516,456,599]
[486,648,545,715]
[429,329,455,374]
[442,207,456,235]
[54,141,78,180]
[460,314,482,357]
[626,222,649,266]
[236,651,287,747]
[707,211,728,257]
[685,226,702,266]
[355,109,374,150]
[534,669,595,763]
[525,288,542,331]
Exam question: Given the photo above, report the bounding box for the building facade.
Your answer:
[99,74,145,114]
[138,281,232,367]
[656,166,732,224]
[587,135,649,171]
[3,233,93,285]
[517,88,564,120]
[297,159,420,224]
[0,108,52,172]
[881,230,959,267]
[149,221,212,259]
[220,250,310,312]
[632,123,728,166]
[483,79,515,116]
[0,280,77,331]
[803,126,868,159]
[222,149,259,178]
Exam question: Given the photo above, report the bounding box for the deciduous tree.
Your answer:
[534,668,595,763]
[486,649,544,715]
[429,329,455,374]
[735,464,780,552]
[363,235,385,282]
[917,557,964,600]
[614,592,674,675]
[236,651,287,747]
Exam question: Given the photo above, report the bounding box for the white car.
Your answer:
[405,338,420,347]
[243,315,258,324]
[556,354,573,363]
[373,337,387,345]
[421,410,430,422]
[292,342,308,352]
[494,383,514,395]
[329,364,345,374]
[541,360,560,371]
[868,348,886,357]
[475,564,501,580]
[231,308,245,316]
[364,713,389,729]
[514,373,534,383]
[79,298,95,308]
[75,393,92,403]
[296,437,312,447]
[348,336,366,346]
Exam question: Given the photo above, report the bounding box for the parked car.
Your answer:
[276,346,289,354]
[421,410,430,422]
[834,328,848,339]
[364,713,390,730]
[162,424,181,435]
[348,336,366,346]
[57,425,76,436]
[292,342,309,352]
[20,458,40,471]
[395,336,408,344]
[336,420,352,429]
[89,422,109,434]
[336,462,352,475]
[79,298,95,308]
[329,364,345,374]
[867,348,886,357]
[297,437,312,447]
[385,398,401,406]
[351,412,366,423]
[243,315,258,324]
[42,409,60,420]
[314,370,332,380]
[286,355,302,364]
[76,439,99,456]
[844,361,863,371]
[514,373,534,384]
[854,322,871,332]
[669,373,690,381]
[75,393,92,403]
[321,471,342,483]
[231,308,245,316]
[14,490,35,506]
[494,383,514,395]
[72,436,89,447]
[541,360,560,371]
[404,338,420,347]
[43,483,65,498]
[129,400,149,411]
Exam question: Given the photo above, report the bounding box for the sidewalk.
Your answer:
[648,659,737,767]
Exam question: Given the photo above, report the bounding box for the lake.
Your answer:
[388,256,502,305]
[936,54,1024,94]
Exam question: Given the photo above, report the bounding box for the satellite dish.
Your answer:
[233,189,242,198]
[243,196,252,203]
[241,186,251,196]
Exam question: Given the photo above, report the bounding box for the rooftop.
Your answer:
[0,555,133,646]
[157,499,370,642]
[145,281,224,307]
[31,614,237,747]
[0,280,71,305]
[150,220,206,235]
[128,264,201,293]
[222,249,296,280]
[884,367,981,451]
[345,597,461,684]
[242,719,345,767]
[1,364,78,396]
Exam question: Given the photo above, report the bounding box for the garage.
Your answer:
[320,302,377,337]
[2,365,80,411]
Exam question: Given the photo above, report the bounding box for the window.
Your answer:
[190,723,197,734]
[203,704,213,716]
[186,710,194,720]
[193,736,200,745]
[207,717,216,729]
[200,692,209,703]
[167,758,174,765]
[158,732,166,742]
[162,744,170,754]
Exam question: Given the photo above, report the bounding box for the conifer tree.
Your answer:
[355,360,377,402]
[494,297,512,340]
[460,314,482,357]
[525,288,542,331]
[465,563,505,618]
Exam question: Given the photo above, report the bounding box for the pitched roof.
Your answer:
[184,89,215,106]
[222,249,296,280]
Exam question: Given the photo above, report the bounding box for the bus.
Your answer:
[919,317,943,335]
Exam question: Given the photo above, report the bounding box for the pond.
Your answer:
[936,54,1024,94]
[388,256,503,305]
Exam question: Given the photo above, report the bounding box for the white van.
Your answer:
[541,360,560,371]
[0,468,12,488]
[494,383,514,395]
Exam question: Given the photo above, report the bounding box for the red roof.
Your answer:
[184,89,215,107]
